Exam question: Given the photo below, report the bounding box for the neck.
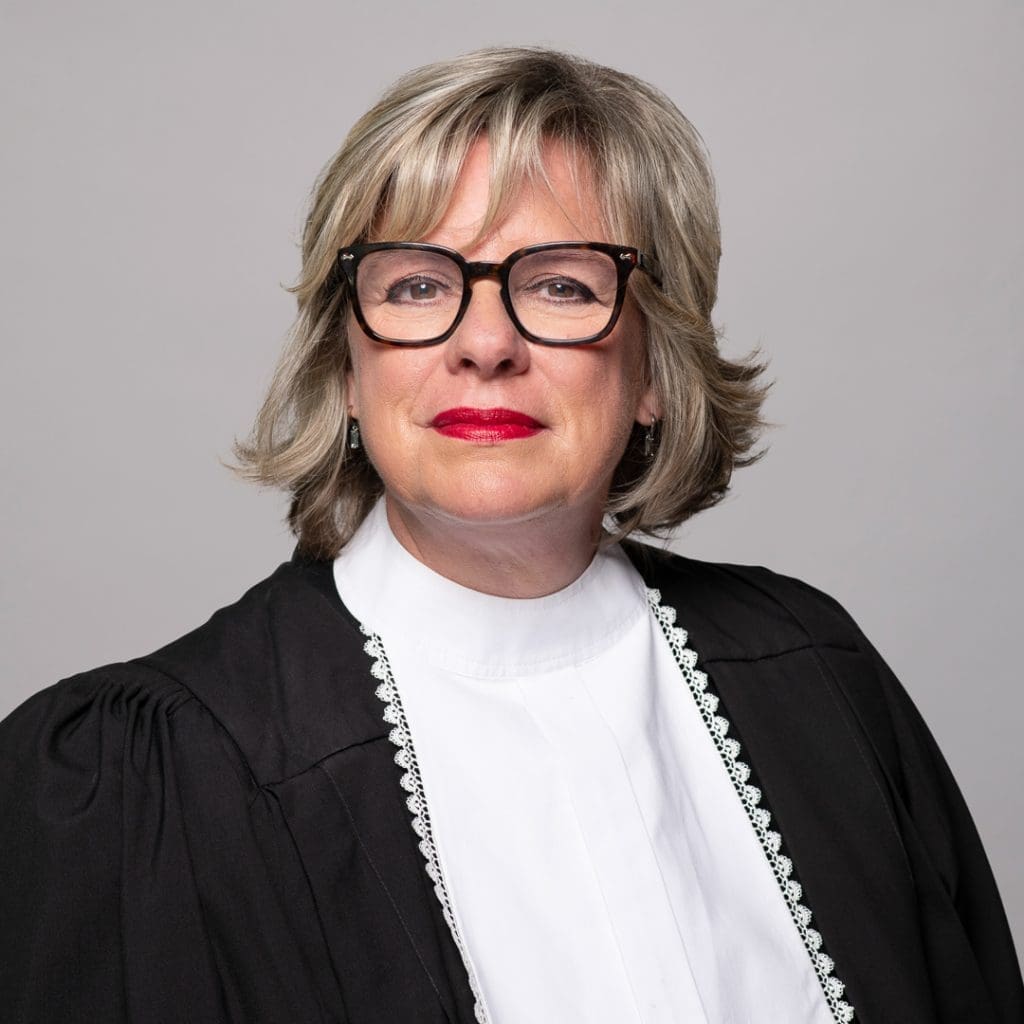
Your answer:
[384,496,603,598]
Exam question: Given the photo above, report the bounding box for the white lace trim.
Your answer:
[646,587,856,1024]
[363,629,490,1024]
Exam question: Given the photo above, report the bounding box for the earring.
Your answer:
[348,420,361,451]
[643,418,657,459]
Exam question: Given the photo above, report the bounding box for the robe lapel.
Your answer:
[640,553,941,1022]
[270,740,476,1023]
[264,560,480,1023]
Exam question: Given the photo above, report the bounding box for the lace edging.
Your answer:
[646,588,856,1024]
[362,629,490,1024]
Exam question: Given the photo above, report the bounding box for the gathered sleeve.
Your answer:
[753,567,1024,1020]
[872,648,1024,1022]
[801,568,1024,1021]
[0,665,328,1024]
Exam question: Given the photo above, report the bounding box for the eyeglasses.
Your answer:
[336,241,661,347]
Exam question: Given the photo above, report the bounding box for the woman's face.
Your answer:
[346,137,658,539]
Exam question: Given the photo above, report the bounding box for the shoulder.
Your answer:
[0,660,193,782]
[2,556,384,788]
[138,555,385,781]
[624,538,868,663]
[625,539,918,813]
[625,539,915,789]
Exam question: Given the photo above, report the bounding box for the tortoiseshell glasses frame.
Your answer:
[336,240,662,347]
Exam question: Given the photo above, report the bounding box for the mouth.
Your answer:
[430,407,544,442]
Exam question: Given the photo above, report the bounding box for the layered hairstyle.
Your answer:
[234,46,768,558]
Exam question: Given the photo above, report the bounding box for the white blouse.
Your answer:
[334,501,834,1024]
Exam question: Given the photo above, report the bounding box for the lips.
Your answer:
[430,407,544,442]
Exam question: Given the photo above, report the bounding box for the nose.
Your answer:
[444,279,530,379]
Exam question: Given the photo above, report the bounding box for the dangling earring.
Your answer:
[643,418,657,459]
[348,420,361,451]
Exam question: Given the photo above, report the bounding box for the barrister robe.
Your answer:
[1,543,1021,1022]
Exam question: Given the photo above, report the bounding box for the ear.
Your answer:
[345,365,359,419]
[634,378,662,427]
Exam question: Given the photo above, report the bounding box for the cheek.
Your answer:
[546,352,644,473]
[347,329,434,424]
[580,335,648,433]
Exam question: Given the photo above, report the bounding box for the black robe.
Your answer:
[1,544,1021,1023]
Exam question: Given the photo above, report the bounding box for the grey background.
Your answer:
[3,0,1021,965]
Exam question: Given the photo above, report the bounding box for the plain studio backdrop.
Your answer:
[3,0,1021,969]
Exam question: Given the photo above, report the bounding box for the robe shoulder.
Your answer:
[0,555,467,1022]
[141,557,388,783]
[630,541,1024,1019]
[0,563,357,1023]
[0,658,314,1022]
[625,539,873,660]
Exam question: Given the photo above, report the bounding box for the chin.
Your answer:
[419,473,573,528]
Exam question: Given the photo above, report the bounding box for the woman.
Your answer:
[1,47,1020,1024]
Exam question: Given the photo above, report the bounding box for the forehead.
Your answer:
[376,136,611,256]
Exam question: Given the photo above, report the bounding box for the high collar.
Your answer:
[332,500,647,678]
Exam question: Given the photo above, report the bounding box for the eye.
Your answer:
[409,281,437,300]
[384,276,450,303]
[546,280,583,300]
[529,276,597,303]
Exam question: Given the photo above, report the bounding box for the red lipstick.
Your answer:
[431,407,543,442]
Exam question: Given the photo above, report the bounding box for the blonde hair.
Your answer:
[234,46,768,558]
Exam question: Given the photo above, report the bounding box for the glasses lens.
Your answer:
[356,248,463,342]
[508,248,620,342]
